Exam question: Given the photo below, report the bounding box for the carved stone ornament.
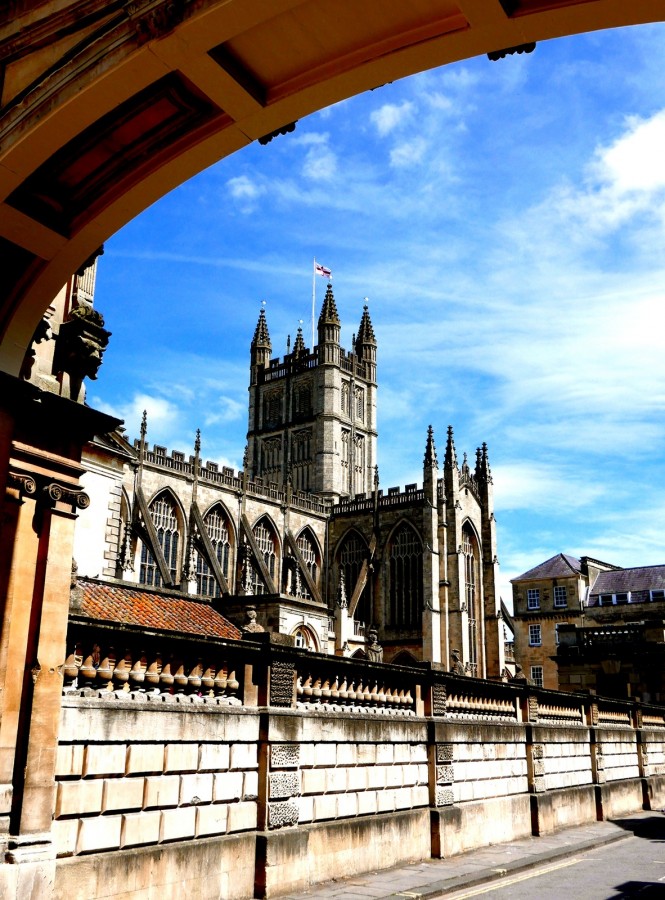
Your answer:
[54,309,111,384]
[8,471,37,497]
[126,0,190,45]
[44,482,90,510]
[366,628,383,663]
[242,605,264,634]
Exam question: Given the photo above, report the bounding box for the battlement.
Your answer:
[332,482,424,515]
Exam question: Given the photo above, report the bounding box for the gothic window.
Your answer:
[140,492,180,587]
[338,531,370,628]
[297,529,319,587]
[196,506,232,598]
[527,589,540,610]
[341,429,350,469]
[462,523,480,676]
[263,391,282,428]
[388,524,423,629]
[341,381,350,415]
[353,434,365,494]
[294,382,312,418]
[355,386,364,422]
[250,518,278,595]
[262,437,282,472]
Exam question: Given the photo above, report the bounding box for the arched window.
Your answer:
[292,625,317,651]
[338,531,370,628]
[250,518,278,595]
[462,523,481,676]
[389,523,423,629]
[287,529,319,599]
[140,492,180,587]
[196,505,232,597]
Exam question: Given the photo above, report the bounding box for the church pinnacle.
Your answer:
[318,282,340,327]
[251,306,271,351]
[355,303,376,352]
[293,325,306,356]
[444,425,457,469]
[423,425,438,468]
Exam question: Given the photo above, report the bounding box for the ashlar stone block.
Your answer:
[227,800,258,833]
[214,771,244,803]
[56,779,104,817]
[143,774,180,810]
[164,743,198,774]
[160,806,197,842]
[121,810,161,848]
[180,772,214,806]
[53,817,79,856]
[196,802,229,837]
[83,744,127,777]
[78,814,123,853]
[55,744,84,779]
[126,743,165,775]
[199,743,230,772]
[102,777,145,812]
[230,743,258,770]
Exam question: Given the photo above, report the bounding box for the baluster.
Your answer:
[145,653,163,693]
[172,659,188,694]
[201,663,216,697]
[96,648,115,691]
[113,650,132,693]
[226,668,239,700]
[188,658,203,695]
[213,662,228,697]
[312,676,322,704]
[63,642,83,691]
[129,652,147,693]
[339,676,349,706]
[302,673,313,703]
[160,658,175,694]
[330,675,340,708]
[321,678,332,705]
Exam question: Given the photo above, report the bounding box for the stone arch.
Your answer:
[138,487,186,587]
[2,2,662,374]
[196,501,236,597]
[384,519,424,630]
[335,528,371,629]
[245,513,280,596]
[390,649,419,667]
[291,623,320,653]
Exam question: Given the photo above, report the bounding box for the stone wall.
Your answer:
[8,636,665,899]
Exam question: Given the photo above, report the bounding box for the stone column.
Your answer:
[0,374,119,897]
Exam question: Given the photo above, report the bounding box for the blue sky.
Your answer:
[91,23,665,604]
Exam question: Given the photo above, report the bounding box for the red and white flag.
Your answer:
[314,262,332,278]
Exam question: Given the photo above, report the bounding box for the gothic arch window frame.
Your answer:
[334,527,371,628]
[294,525,322,586]
[390,649,419,667]
[291,622,320,652]
[138,487,186,588]
[247,513,281,596]
[197,500,236,598]
[461,518,483,677]
[385,519,424,630]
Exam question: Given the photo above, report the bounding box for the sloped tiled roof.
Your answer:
[76,579,241,640]
[590,565,665,597]
[512,553,582,583]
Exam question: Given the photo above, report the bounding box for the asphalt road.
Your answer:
[441,815,665,900]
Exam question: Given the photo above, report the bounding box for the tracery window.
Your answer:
[297,529,319,586]
[341,381,350,415]
[262,437,282,472]
[294,383,311,417]
[355,386,364,422]
[388,524,423,628]
[338,531,370,628]
[462,524,480,675]
[196,506,232,598]
[250,518,277,595]
[263,391,282,428]
[140,493,179,587]
[353,434,365,494]
[341,429,350,469]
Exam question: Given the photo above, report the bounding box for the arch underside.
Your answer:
[1,0,662,373]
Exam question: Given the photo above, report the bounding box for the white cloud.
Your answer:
[370,101,414,136]
[227,175,264,201]
[595,110,665,193]
[302,143,337,181]
[203,396,245,427]
[389,137,427,168]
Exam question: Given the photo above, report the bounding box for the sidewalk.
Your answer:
[279,811,660,899]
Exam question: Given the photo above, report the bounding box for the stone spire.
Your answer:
[317,282,340,363]
[250,305,271,381]
[444,425,457,469]
[292,325,306,357]
[424,424,438,468]
[480,442,493,483]
[355,304,376,353]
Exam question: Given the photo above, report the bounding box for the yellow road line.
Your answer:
[443,857,582,898]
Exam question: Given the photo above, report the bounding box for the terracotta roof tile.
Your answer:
[77,579,241,640]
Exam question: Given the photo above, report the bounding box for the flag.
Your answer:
[314,262,332,278]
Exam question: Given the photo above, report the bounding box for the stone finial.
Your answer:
[480,442,493,482]
[424,425,438,469]
[318,282,340,326]
[293,325,306,356]
[355,303,376,352]
[140,410,148,443]
[194,428,201,457]
[444,425,457,468]
[336,569,348,609]
[251,306,272,350]
[242,605,264,634]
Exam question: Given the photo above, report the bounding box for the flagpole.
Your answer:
[312,258,316,349]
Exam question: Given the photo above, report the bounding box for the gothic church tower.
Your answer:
[247,284,377,501]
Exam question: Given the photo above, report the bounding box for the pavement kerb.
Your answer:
[386,829,633,899]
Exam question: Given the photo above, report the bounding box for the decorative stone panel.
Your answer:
[435,787,454,806]
[532,759,545,777]
[268,800,300,828]
[528,696,538,722]
[270,660,295,707]
[436,744,454,763]
[271,743,300,769]
[432,684,446,716]
[532,743,544,759]
[436,765,454,784]
[269,771,301,800]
